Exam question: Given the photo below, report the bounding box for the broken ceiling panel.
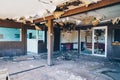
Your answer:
[0,0,102,19]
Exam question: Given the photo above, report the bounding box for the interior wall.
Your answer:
[54,27,60,51]
[0,20,27,57]
[61,31,78,43]
[107,24,120,59]
[60,30,78,50]
[80,30,86,42]
[80,30,92,43]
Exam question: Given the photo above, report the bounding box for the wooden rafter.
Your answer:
[34,0,120,23]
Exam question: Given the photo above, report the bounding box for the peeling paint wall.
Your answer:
[60,30,78,50]
[61,31,78,43]
[107,24,120,59]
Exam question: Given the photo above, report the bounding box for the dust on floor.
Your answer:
[0,51,120,80]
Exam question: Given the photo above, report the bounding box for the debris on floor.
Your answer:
[0,51,120,80]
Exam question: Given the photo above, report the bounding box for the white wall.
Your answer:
[81,30,92,43]
[80,30,86,42]
[61,31,78,43]
[60,31,78,50]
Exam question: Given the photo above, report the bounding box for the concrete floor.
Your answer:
[0,51,120,80]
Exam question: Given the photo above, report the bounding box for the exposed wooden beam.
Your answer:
[34,0,120,23]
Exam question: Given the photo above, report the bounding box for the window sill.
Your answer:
[112,42,120,45]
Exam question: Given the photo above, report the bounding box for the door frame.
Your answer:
[92,26,107,57]
[27,29,39,54]
[80,30,92,55]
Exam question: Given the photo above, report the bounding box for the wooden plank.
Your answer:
[34,0,120,23]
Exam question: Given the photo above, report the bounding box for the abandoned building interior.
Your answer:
[0,0,120,80]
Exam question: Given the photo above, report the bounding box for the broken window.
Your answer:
[112,29,120,45]
[0,27,21,41]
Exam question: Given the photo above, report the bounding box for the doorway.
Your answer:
[27,29,38,54]
[80,26,107,57]
[80,30,92,55]
[27,29,46,54]
[92,26,107,57]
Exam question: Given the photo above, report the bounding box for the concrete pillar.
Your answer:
[47,19,53,66]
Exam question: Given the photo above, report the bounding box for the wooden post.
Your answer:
[78,30,80,57]
[47,19,53,66]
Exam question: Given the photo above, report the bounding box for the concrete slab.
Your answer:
[0,51,120,80]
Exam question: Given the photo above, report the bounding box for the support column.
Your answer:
[78,30,80,57]
[44,26,47,52]
[47,19,53,66]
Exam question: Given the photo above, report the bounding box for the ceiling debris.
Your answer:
[53,11,65,19]
[0,0,103,20]
[111,17,120,25]
[56,0,102,11]
[0,0,120,28]
[79,0,102,7]
[54,4,120,27]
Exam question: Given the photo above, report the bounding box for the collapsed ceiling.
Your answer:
[0,0,102,19]
[54,4,120,27]
[0,0,119,29]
